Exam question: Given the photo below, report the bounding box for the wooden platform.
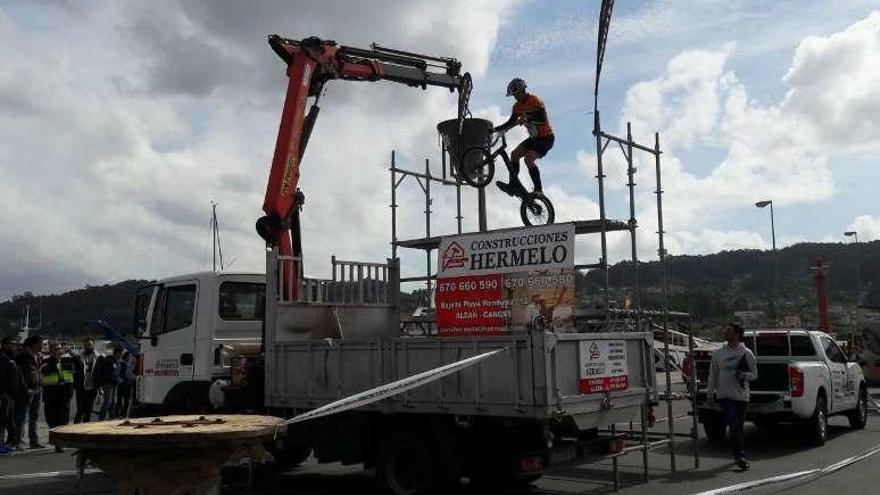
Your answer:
[49,415,285,495]
[50,414,283,450]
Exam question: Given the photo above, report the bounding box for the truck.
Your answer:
[693,329,869,447]
[132,34,663,494]
[133,272,265,414]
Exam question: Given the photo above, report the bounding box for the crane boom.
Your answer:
[259,35,471,300]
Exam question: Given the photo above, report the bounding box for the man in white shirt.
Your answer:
[707,322,758,470]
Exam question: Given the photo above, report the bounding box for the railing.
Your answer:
[275,255,395,307]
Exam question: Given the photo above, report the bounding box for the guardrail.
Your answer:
[276,255,395,306]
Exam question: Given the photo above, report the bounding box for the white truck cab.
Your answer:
[134,271,265,413]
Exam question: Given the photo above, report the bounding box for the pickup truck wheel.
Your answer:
[703,415,727,442]
[805,395,828,447]
[377,432,438,495]
[848,387,868,430]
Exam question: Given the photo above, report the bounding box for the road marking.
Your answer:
[0,469,102,480]
[691,442,880,495]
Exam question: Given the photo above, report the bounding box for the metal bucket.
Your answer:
[437,118,493,173]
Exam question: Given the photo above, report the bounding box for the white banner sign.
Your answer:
[437,223,575,278]
[578,340,629,394]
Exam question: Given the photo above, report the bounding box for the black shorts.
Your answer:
[520,134,555,158]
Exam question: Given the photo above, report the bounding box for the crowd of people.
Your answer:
[0,336,136,455]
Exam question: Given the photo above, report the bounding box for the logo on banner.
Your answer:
[442,241,468,270]
[589,342,600,360]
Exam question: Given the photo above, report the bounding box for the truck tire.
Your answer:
[805,395,828,447]
[848,386,868,430]
[377,431,441,495]
[703,414,726,442]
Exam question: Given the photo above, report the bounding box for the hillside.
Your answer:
[0,280,149,339]
[1,240,875,339]
[582,240,879,334]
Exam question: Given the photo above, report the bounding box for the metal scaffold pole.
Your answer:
[390,150,398,260]
[425,158,432,295]
[626,122,640,314]
[654,131,676,473]
[594,111,611,316]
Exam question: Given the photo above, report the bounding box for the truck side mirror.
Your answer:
[150,335,158,347]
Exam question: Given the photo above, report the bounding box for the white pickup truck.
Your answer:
[694,329,869,446]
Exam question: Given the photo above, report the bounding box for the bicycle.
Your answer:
[460,132,555,226]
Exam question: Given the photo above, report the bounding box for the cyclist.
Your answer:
[493,78,554,198]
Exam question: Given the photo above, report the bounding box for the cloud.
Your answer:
[578,11,880,259]
[847,215,880,242]
[0,0,517,300]
[781,12,880,149]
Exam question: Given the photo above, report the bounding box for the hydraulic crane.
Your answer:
[257,35,472,299]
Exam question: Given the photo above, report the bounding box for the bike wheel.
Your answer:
[460,146,495,188]
[520,194,555,226]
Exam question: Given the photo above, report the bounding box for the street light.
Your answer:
[845,231,861,310]
[756,200,779,325]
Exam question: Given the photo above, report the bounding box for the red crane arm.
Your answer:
[259,35,470,300]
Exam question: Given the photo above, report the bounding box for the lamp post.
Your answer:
[756,200,778,325]
[845,231,861,313]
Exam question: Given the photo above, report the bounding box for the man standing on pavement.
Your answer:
[707,322,758,470]
[0,337,23,455]
[115,350,136,419]
[13,335,44,450]
[97,347,123,420]
[73,338,100,423]
[41,342,74,452]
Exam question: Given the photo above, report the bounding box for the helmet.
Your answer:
[506,78,527,96]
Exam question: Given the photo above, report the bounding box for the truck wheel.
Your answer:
[377,431,438,495]
[703,415,726,442]
[848,386,868,430]
[805,395,828,446]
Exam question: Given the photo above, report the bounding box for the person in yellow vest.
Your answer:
[41,342,74,453]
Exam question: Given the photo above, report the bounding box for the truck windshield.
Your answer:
[219,282,265,321]
[744,333,816,356]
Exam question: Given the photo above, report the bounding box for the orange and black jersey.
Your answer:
[496,93,553,138]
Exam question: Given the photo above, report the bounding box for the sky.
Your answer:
[2,0,880,300]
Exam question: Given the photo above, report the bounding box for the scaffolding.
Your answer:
[386,110,699,489]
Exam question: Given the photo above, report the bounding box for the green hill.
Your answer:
[582,240,878,335]
[2,240,875,339]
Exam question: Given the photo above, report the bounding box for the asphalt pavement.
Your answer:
[1,390,879,495]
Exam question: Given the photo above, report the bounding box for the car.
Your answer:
[694,329,868,446]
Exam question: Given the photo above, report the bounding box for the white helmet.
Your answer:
[506,78,526,96]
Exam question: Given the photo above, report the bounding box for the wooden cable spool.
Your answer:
[50,415,285,495]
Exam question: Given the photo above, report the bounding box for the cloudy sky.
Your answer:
[2,0,880,300]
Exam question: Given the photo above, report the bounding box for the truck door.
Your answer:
[819,335,853,412]
[143,282,199,405]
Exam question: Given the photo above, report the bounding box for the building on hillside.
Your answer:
[734,310,765,327]
[782,315,802,327]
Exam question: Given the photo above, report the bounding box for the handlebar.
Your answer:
[490,130,507,150]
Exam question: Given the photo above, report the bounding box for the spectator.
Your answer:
[41,342,74,453]
[97,347,123,420]
[73,338,100,423]
[13,336,44,450]
[0,337,24,455]
[115,351,136,418]
[707,322,758,471]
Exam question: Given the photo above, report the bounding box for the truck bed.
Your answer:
[266,331,656,429]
